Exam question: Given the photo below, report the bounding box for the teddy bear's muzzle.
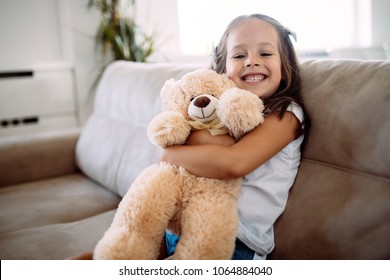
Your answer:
[188,94,219,122]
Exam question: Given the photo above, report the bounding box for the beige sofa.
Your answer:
[0,59,389,260]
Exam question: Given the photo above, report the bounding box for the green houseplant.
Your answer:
[87,0,154,97]
[88,0,154,63]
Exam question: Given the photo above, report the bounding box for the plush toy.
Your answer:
[93,69,264,260]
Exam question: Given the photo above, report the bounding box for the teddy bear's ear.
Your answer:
[160,79,185,112]
[160,79,175,98]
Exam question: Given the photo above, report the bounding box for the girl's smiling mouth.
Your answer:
[242,74,267,83]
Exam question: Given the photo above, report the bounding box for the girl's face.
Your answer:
[225,19,282,99]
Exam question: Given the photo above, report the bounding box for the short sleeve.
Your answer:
[287,102,304,127]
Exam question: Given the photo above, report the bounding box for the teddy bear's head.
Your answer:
[160,69,237,123]
[148,69,264,147]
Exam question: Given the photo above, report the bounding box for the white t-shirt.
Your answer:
[236,102,304,258]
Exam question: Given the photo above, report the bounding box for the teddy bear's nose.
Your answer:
[193,96,210,108]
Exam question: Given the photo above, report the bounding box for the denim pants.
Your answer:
[165,231,255,260]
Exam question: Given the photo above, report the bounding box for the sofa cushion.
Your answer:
[76,61,201,196]
[272,159,390,259]
[0,129,80,187]
[0,173,120,234]
[0,210,116,260]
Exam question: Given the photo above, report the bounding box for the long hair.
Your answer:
[211,14,310,142]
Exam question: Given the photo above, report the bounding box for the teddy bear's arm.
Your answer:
[217,88,265,140]
[147,111,192,148]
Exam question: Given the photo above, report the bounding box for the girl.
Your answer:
[160,14,310,260]
[69,13,309,260]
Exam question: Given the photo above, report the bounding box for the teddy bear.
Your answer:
[93,69,264,260]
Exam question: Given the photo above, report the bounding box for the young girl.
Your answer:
[160,14,310,260]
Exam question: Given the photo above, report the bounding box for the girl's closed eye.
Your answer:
[232,53,246,59]
[260,52,272,57]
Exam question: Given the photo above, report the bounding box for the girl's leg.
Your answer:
[164,230,180,258]
[231,239,254,260]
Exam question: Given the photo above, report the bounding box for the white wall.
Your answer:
[372,0,390,46]
[137,0,181,62]
[66,0,100,123]
[0,0,63,67]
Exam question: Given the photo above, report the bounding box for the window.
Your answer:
[177,0,371,56]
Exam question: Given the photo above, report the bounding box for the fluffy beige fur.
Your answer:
[93,69,264,260]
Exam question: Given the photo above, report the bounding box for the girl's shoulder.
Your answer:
[287,102,304,123]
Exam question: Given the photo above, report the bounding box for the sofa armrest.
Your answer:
[0,129,81,187]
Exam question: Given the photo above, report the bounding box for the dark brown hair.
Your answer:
[211,14,310,141]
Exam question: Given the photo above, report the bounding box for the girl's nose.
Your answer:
[245,55,260,67]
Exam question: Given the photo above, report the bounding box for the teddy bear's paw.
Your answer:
[217,88,264,139]
[147,111,191,147]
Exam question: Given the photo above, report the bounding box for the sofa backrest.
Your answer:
[302,59,389,177]
[270,59,390,259]
[76,61,200,196]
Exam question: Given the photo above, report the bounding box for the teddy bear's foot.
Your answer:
[93,163,183,260]
[172,182,240,260]
[172,240,235,260]
[94,227,163,260]
[171,214,237,260]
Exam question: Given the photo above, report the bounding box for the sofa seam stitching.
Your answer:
[301,158,390,183]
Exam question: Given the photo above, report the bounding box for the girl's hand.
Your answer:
[185,130,235,146]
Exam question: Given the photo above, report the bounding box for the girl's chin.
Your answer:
[241,87,271,98]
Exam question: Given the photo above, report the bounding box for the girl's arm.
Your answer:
[185,130,236,146]
[160,111,300,180]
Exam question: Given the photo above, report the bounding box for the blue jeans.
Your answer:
[165,231,255,260]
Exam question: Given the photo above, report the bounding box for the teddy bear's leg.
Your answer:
[172,178,241,260]
[93,163,182,260]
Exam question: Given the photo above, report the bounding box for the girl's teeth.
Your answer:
[244,75,265,82]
